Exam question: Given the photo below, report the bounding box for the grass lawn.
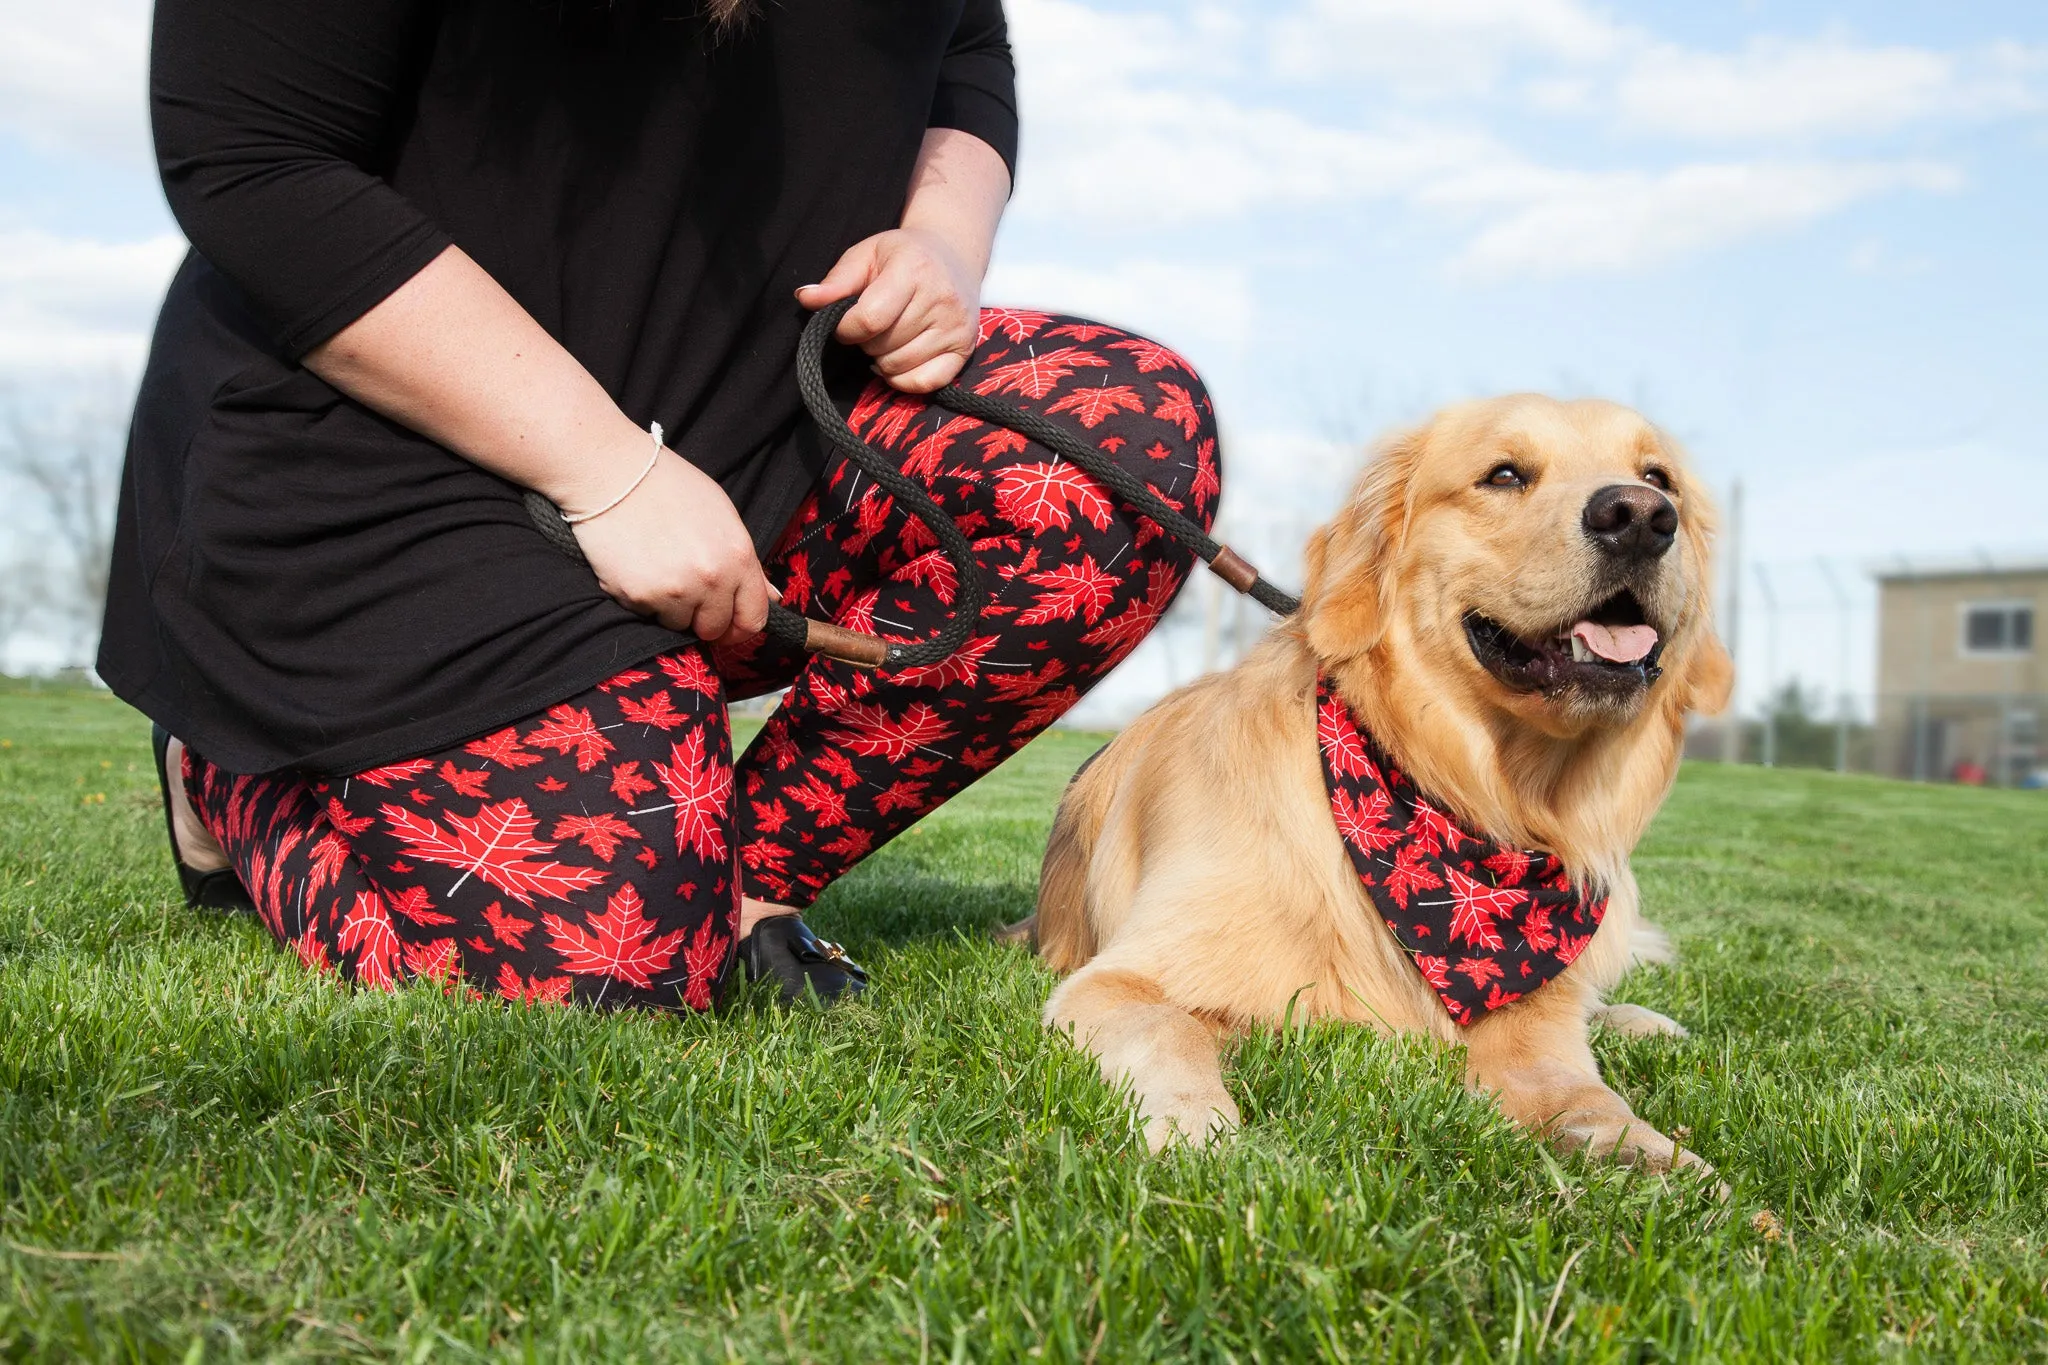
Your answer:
[1,681,2045,1362]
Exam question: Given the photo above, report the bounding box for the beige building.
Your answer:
[1874,558,2044,784]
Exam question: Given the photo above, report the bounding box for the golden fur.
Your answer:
[1027,395,1733,1168]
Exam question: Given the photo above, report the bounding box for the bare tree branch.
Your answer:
[0,372,134,665]
[0,558,46,668]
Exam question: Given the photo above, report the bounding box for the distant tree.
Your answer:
[0,557,46,673]
[0,374,132,667]
[1757,679,1874,771]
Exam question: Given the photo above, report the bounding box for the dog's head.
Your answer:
[1301,395,1731,739]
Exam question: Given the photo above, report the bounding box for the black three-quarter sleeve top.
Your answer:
[98,0,1017,776]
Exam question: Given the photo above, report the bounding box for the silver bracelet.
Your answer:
[562,422,665,525]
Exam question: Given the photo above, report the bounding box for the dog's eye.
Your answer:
[1641,467,1671,491]
[1483,464,1527,489]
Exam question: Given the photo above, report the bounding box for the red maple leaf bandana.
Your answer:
[1315,673,1606,1023]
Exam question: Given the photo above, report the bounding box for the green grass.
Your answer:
[1,681,2045,1362]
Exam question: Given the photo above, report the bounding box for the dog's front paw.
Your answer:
[1593,1003,1689,1039]
[1140,1088,1240,1154]
[1551,1111,1712,1179]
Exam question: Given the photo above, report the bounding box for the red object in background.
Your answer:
[1952,761,1988,786]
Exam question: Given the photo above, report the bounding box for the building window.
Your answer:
[1961,602,2034,657]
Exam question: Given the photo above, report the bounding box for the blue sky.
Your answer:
[1,0,2044,709]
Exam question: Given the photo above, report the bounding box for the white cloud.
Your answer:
[1007,0,1226,91]
[1005,0,2001,277]
[983,257,1255,372]
[1440,159,1964,278]
[0,0,153,163]
[1844,237,1933,277]
[1615,37,2041,142]
[1259,1,2045,143]
[1009,0,1488,224]
[0,229,185,370]
[1012,93,1498,225]
[1270,0,1625,93]
[0,0,2034,383]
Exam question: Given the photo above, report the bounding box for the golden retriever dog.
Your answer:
[1024,395,1733,1170]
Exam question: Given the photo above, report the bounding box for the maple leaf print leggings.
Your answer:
[179,310,1222,1011]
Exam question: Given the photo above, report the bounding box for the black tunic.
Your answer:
[99,0,1017,776]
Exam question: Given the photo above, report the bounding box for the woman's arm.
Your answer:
[304,249,773,644]
[797,126,1012,393]
[153,0,451,357]
[316,133,1011,645]
[152,0,769,643]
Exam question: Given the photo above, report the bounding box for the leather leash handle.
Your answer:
[520,490,889,670]
[794,616,889,669]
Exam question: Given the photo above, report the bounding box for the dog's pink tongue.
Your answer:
[1571,620,1658,663]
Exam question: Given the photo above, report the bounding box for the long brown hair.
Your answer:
[564,0,758,36]
[703,0,756,28]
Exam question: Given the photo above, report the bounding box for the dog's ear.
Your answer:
[1301,427,1423,664]
[1675,630,1734,715]
[1662,443,1732,716]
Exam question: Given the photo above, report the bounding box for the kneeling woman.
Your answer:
[104,0,1222,1008]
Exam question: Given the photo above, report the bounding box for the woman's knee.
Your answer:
[1043,316,1224,536]
[961,309,1225,545]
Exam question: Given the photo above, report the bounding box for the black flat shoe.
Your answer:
[737,915,867,1006]
[152,725,255,916]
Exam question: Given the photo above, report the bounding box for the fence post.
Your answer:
[1997,695,2013,788]
[1721,480,1743,763]
[1819,559,1851,773]
[1755,562,1778,768]
[1910,695,1927,782]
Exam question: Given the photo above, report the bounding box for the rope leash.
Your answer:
[525,297,1300,668]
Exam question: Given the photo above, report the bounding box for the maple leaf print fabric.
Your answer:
[716,310,1221,907]
[181,649,738,1012]
[1314,674,1607,1025]
[178,310,1220,1013]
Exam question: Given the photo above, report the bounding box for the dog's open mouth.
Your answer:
[1464,590,1666,697]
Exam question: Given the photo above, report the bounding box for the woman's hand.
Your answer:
[569,439,776,646]
[795,126,1010,394]
[306,247,776,644]
[797,227,980,394]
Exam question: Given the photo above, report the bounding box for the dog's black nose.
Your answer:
[1582,484,1677,561]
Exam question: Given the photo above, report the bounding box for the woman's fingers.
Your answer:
[689,577,736,643]
[868,316,948,373]
[731,571,772,637]
[796,241,876,309]
[803,230,979,394]
[705,574,770,649]
[862,308,942,362]
[837,271,918,347]
[871,319,962,374]
[870,302,973,391]
[884,350,970,395]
